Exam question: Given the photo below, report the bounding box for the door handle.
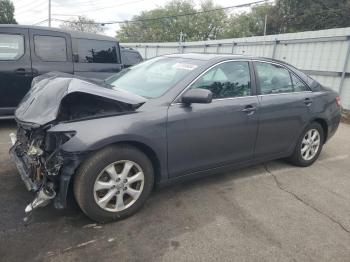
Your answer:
[241,105,256,114]
[14,68,32,75]
[14,68,26,74]
[304,97,312,106]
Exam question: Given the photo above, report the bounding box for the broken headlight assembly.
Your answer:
[23,130,77,216]
[43,130,76,175]
[44,130,76,152]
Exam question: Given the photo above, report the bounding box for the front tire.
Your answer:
[288,122,324,167]
[74,145,154,223]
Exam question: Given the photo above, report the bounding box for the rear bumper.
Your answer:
[326,112,341,142]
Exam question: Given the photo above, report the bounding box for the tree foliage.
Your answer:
[222,4,272,38]
[60,16,104,33]
[225,0,350,37]
[0,0,17,24]
[117,0,226,42]
[117,0,350,42]
[272,0,350,33]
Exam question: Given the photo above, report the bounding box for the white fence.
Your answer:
[122,27,350,110]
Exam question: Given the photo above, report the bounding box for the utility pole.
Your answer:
[179,31,184,44]
[48,0,51,27]
[179,31,187,54]
[263,0,268,36]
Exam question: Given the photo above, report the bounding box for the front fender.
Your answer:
[48,113,168,178]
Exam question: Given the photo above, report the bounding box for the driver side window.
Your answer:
[190,61,251,99]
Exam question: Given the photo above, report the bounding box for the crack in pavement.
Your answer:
[263,164,350,235]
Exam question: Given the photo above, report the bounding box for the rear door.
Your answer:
[0,27,32,116]
[72,38,122,79]
[253,61,313,159]
[29,28,73,76]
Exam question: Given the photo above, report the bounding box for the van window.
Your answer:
[0,34,24,60]
[121,50,142,66]
[75,39,118,63]
[34,35,67,62]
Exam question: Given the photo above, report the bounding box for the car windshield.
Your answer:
[105,57,205,98]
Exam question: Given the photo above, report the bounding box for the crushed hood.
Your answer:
[15,72,147,126]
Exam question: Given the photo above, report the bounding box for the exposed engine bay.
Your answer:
[9,72,146,215]
[57,92,134,122]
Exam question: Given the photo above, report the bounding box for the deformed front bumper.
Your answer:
[9,143,38,191]
[9,133,86,210]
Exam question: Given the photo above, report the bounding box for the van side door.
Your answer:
[29,28,73,76]
[0,27,32,117]
[72,38,122,79]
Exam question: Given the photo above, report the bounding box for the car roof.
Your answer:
[0,24,117,42]
[164,53,289,65]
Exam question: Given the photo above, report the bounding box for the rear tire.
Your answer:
[288,122,324,167]
[74,145,154,223]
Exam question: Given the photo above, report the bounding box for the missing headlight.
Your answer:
[44,131,76,152]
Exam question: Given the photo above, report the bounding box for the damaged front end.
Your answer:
[10,72,146,214]
[10,123,82,212]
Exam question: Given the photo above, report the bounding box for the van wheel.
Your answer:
[74,145,154,223]
[288,122,324,167]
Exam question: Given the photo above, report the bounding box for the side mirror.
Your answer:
[182,88,213,105]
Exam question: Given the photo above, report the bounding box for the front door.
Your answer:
[167,60,259,178]
[0,27,32,116]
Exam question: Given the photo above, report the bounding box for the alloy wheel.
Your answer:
[93,160,144,212]
[301,129,321,161]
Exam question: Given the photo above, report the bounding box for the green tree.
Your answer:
[117,0,196,42]
[194,0,227,40]
[222,3,276,38]
[117,0,227,42]
[0,0,17,24]
[117,0,350,42]
[273,0,350,33]
[222,0,350,38]
[60,16,104,33]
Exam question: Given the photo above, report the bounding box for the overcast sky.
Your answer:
[12,0,261,37]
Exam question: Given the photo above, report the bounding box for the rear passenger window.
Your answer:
[0,34,24,60]
[255,62,309,94]
[291,73,309,92]
[34,35,67,62]
[75,39,117,63]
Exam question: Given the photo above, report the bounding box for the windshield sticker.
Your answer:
[172,63,198,71]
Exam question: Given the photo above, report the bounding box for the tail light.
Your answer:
[336,96,341,107]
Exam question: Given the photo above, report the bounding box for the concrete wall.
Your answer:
[122,27,350,110]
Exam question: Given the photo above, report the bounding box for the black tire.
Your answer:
[74,144,154,223]
[288,122,324,167]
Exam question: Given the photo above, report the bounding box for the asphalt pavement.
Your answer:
[1,120,350,262]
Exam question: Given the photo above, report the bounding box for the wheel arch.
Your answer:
[109,140,163,186]
[312,118,328,143]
